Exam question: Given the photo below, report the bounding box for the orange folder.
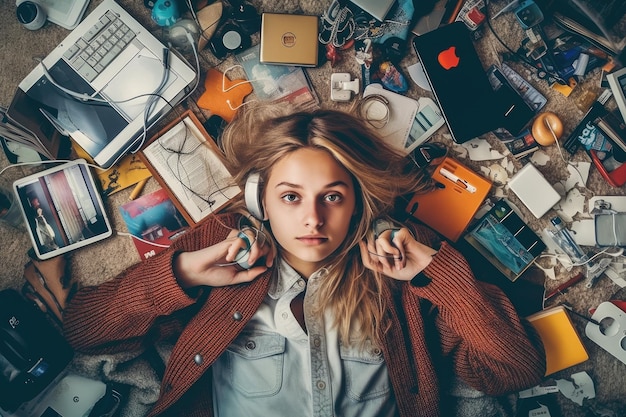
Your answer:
[405,156,492,242]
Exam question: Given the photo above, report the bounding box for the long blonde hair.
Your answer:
[220,102,432,345]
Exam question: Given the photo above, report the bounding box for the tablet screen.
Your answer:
[13,159,112,260]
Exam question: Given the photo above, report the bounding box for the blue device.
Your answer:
[151,0,179,27]
[514,0,543,30]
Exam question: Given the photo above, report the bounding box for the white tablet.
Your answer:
[13,159,112,260]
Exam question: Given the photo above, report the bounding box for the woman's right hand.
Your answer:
[173,229,274,289]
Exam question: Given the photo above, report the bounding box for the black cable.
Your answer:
[484,0,564,82]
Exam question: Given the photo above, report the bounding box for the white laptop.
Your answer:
[10,0,196,168]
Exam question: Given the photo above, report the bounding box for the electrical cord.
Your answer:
[0,159,108,176]
[484,0,564,82]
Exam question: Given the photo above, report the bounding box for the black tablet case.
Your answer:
[412,22,500,143]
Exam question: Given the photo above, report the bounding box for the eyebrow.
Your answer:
[274,180,350,189]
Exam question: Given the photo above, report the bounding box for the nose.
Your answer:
[304,200,324,229]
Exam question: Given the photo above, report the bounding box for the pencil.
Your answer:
[129,178,149,201]
[544,272,585,301]
[562,303,601,326]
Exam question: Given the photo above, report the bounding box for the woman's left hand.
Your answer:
[359,227,438,282]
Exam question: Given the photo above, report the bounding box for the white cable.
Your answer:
[0,159,107,177]
[537,246,624,268]
[117,231,171,248]
[39,60,108,103]
[93,32,202,168]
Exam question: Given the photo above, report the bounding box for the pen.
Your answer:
[439,168,477,193]
[562,303,601,326]
[129,178,149,201]
[544,272,584,301]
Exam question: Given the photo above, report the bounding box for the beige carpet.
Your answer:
[1,0,625,415]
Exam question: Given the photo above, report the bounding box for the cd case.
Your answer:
[464,199,546,281]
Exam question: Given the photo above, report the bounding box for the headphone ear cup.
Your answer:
[244,172,265,220]
[209,21,251,59]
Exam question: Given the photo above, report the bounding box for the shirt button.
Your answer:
[194,354,204,365]
[316,380,326,390]
[313,336,321,347]
[245,340,256,350]
[233,311,243,321]
[297,279,305,288]
[281,312,289,320]
[164,383,173,393]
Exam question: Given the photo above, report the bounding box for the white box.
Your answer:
[508,163,561,218]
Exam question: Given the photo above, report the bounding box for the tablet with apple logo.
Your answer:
[412,22,500,143]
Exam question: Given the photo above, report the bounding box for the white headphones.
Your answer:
[244,172,266,221]
[163,18,199,54]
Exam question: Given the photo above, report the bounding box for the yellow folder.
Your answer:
[527,305,589,376]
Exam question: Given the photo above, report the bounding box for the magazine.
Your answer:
[235,44,319,108]
[119,188,189,260]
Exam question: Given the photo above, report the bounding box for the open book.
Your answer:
[139,111,240,226]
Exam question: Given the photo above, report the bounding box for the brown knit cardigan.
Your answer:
[63,213,546,417]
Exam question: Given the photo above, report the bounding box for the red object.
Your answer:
[589,149,626,187]
[326,44,340,67]
[544,272,585,301]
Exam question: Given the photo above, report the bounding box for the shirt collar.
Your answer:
[268,258,329,300]
[268,258,303,300]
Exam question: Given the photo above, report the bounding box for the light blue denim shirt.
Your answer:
[212,258,398,417]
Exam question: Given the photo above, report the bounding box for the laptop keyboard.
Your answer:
[62,10,136,82]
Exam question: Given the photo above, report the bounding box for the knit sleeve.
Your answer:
[408,242,546,395]
[63,214,239,354]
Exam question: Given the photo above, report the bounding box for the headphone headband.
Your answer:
[244,172,265,220]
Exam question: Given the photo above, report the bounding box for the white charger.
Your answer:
[508,163,561,218]
[330,73,359,102]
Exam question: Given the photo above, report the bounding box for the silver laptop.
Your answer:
[349,0,396,21]
[12,0,196,168]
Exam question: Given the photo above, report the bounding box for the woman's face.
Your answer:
[263,148,357,278]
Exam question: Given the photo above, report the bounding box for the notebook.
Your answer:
[8,0,196,169]
[349,0,396,21]
[259,13,319,67]
[412,22,500,143]
[527,305,589,375]
[405,156,492,242]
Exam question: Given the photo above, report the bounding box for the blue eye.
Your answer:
[281,194,299,203]
[325,194,342,203]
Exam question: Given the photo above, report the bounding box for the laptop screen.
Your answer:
[25,60,127,158]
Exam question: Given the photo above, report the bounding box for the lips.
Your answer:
[297,236,328,245]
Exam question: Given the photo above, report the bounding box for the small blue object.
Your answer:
[152,0,179,27]
[514,0,543,30]
[234,231,252,270]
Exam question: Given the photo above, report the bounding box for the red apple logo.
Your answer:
[437,47,460,70]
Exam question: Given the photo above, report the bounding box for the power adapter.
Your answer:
[330,73,359,102]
